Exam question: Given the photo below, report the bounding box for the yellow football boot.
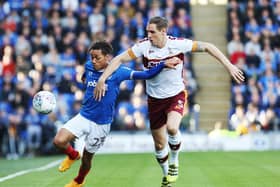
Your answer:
[64,180,84,187]
[59,153,80,172]
[166,164,179,183]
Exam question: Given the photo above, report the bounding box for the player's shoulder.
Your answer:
[118,64,132,71]
[167,35,192,47]
[111,65,130,76]
[167,35,187,42]
[111,65,132,80]
[134,37,150,47]
[138,37,149,43]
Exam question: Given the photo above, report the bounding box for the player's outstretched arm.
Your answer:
[94,50,134,101]
[192,41,245,83]
[132,57,181,80]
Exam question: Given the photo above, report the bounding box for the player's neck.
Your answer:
[157,36,167,48]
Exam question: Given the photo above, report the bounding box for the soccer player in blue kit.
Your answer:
[52,41,181,187]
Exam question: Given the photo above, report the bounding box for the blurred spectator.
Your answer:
[62,0,79,12]
[245,102,261,130]
[0,105,9,157]
[89,3,105,35]
[228,34,244,57]
[148,0,163,19]
[118,0,135,19]
[229,105,249,134]
[25,108,42,156]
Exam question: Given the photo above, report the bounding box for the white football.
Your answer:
[32,91,56,114]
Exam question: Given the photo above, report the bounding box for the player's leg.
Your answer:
[166,91,186,183]
[166,111,182,183]
[53,128,80,172]
[151,126,169,176]
[64,149,94,187]
[65,121,110,187]
[54,114,89,172]
[53,128,78,157]
[151,126,171,187]
[148,95,172,186]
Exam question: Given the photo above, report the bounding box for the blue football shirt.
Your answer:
[80,61,133,124]
[79,60,165,125]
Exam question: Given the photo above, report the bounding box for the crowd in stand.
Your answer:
[227,0,280,134]
[0,0,196,158]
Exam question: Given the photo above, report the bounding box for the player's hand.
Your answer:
[94,79,106,101]
[229,64,245,84]
[165,57,182,69]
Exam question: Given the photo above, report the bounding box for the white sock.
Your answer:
[168,131,181,166]
[155,146,169,176]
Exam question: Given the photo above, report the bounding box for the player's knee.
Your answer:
[167,126,178,136]
[154,142,165,150]
[53,136,67,148]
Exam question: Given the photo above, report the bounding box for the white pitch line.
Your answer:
[0,159,62,183]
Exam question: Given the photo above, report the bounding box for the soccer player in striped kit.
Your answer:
[94,17,244,187]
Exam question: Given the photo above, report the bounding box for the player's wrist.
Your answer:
[160,61,166,67]
[98,76,106,83]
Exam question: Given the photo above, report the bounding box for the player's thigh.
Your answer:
[84,123,110,153]
[166,111,183,135]
[151,125,168,150]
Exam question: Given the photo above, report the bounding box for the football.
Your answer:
[32,91,56,114]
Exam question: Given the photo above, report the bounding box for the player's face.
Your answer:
[146,23,166,48]
[90,49,109,71]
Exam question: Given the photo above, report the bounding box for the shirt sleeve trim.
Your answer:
[128,48,136,58]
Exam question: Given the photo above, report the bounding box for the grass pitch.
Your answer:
[0,151,279,187]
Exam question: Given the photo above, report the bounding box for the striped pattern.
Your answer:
[161,176,171,187]
[167,164,179,183]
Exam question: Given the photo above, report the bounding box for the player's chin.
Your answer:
[94,66,101,71]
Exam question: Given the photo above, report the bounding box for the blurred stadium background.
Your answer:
[0,0,280,186]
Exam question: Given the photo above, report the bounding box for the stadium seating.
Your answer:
[227,0,280,133]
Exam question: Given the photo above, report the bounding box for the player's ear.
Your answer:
[161,28,167,34]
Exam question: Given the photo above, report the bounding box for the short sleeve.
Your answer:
[130,39,148,58]
[177,38,193,53]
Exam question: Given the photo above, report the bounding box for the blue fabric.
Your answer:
[80,61,132,124]
[80,61,165,124]
[132,62,164,79]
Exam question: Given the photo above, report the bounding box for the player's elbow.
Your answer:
[117,50,134,64]
[202,42,215,52]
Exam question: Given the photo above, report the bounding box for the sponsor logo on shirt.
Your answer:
[87,80,108,90]
[147,61,161,68]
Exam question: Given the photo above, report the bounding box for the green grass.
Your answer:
[0,151,279,187]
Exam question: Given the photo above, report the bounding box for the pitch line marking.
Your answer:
[0,159,62,183]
